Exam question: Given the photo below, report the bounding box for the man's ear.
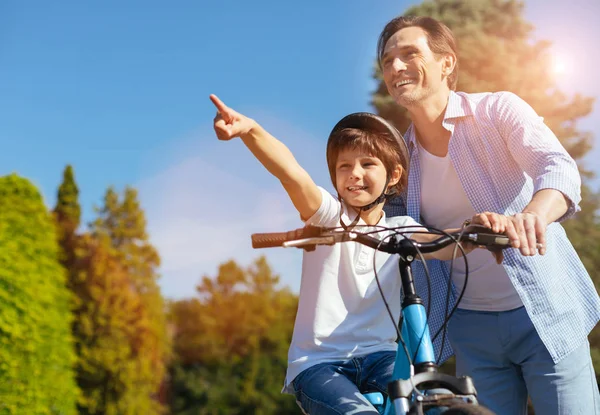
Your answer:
[442,53,457,78]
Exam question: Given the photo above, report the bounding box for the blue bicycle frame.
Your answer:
[250,224,502,414]
[363,236,479,415]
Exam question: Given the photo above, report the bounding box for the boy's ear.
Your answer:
[388,165,403,188]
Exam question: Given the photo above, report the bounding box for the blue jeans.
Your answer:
[448,306,600,415]
[291,350,396,415]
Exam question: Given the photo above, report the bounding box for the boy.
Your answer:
[210,94,511,414]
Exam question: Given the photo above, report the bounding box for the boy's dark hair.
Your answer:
[377,15,459,90]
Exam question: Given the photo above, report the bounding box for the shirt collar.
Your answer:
[341,201,386,227]
[445,90,473,119]
[405,91,473,148]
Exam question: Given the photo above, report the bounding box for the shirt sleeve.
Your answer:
[304,186,341,227]
[493,91,581,221]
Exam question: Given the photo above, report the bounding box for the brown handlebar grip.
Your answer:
[251,232,293,248]
[251,227,322,249]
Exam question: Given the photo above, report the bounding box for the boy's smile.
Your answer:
[347,185,368,193]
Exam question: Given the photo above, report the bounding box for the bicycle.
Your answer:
[251,223,510,414]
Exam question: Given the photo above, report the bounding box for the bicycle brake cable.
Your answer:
[433,227,470,365]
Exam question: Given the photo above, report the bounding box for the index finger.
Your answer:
[472,213,492,229]
[504,220,519,249]
[209,94,232,120]
[504,217,521,249]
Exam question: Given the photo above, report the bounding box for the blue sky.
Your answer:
[1,0,599,299]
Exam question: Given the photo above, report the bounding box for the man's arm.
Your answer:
[494,92,581,256]
[211,94,322,220]
[503,189,569,256]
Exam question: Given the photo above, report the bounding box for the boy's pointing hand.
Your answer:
[210,94,255,141]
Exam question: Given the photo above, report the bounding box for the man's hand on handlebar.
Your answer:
[470,212,519,264]
[506,211,547,257]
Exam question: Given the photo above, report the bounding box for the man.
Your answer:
[379,15,600,415]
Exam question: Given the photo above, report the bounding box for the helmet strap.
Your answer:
[338,176,396,230]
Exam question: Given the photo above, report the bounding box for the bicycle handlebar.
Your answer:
[251,224,510,254]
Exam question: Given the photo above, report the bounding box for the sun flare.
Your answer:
[551,55,569,75]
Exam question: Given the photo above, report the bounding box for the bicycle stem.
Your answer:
[392,237,438,377]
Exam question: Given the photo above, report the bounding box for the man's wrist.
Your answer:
[520,209,548,225]
[521,189,569,224]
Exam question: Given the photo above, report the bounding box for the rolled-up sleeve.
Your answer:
[494,91,581,221]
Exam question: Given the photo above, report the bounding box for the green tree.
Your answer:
[169,257,299,414]
[54,165,81,245]
[563,186,600,374]
[54,164,81,272]
[0,174,78,414]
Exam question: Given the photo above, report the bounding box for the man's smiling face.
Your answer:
[381,26,449,107]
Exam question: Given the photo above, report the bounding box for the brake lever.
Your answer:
[283,236,336,249]
[285,225,331,251]
[282,230,355,251]
[460,224,511,251]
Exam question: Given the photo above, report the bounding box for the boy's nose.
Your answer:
[350,165,364,178]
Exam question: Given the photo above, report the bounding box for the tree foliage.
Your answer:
[54,165,81,245]
[69,234,159,415]
[168,257,299,414]
[0,174,78,414]
[93,187,170,378]
[55,178,170,415]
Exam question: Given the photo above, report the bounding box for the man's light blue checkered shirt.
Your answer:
[385,90,600,364]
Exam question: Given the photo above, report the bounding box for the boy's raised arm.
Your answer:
[210,94,322,220]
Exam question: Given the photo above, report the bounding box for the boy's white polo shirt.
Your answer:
[283,187,422,393]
